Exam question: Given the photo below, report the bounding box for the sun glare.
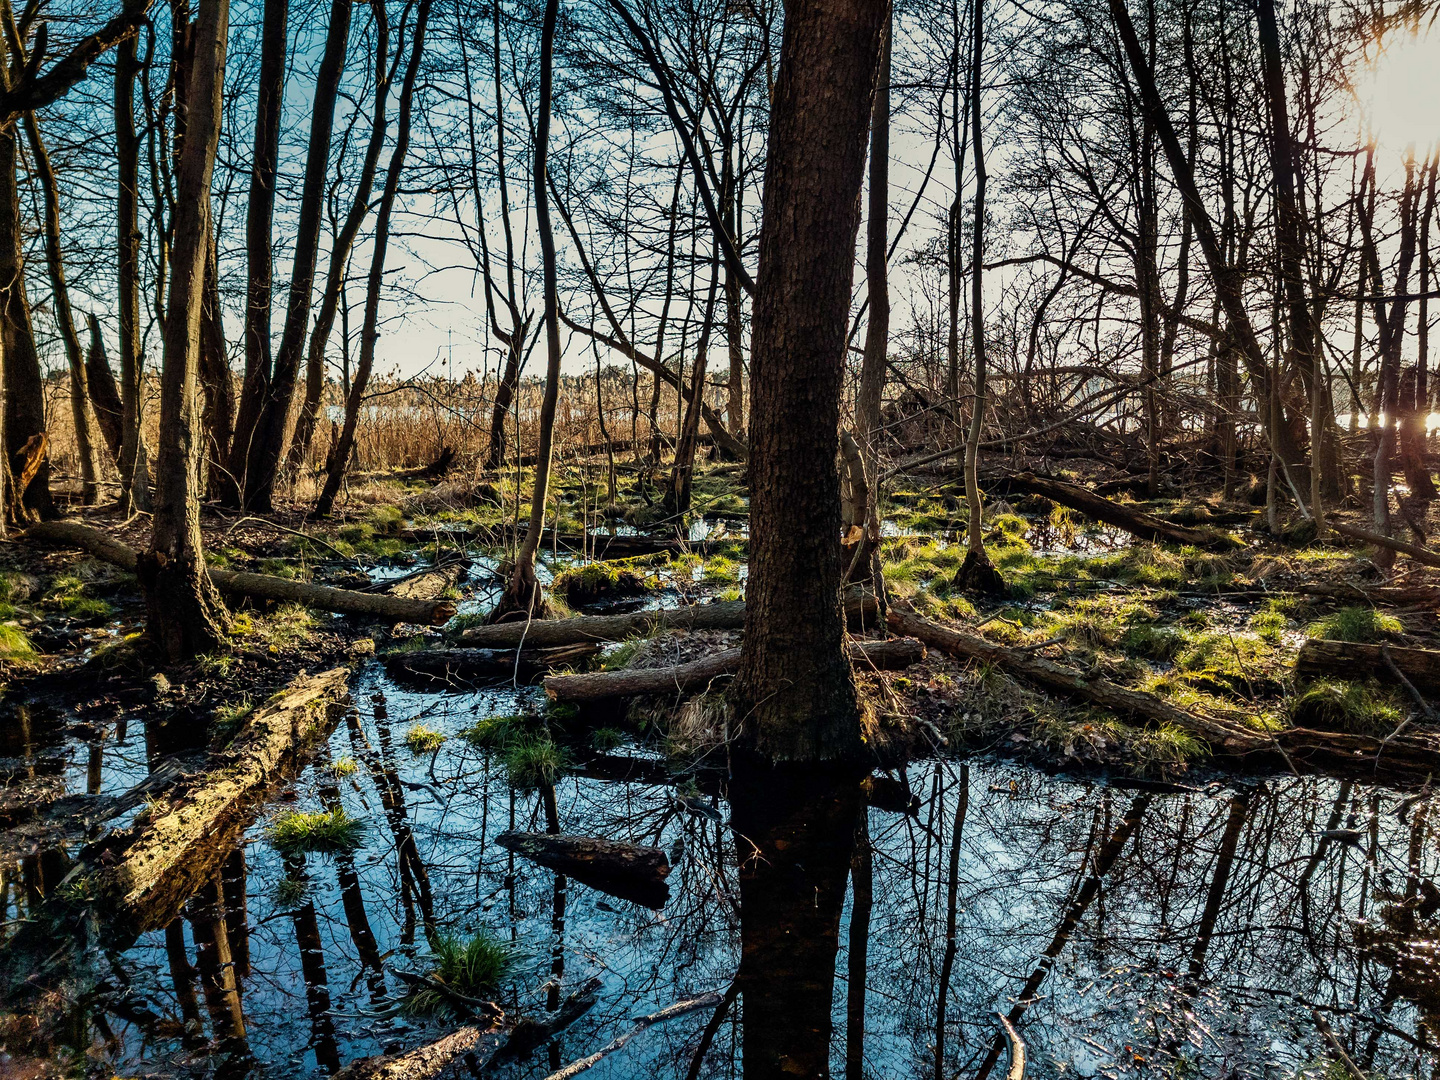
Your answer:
[1357,32,1440,152]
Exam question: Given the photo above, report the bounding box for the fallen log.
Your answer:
[542,637,925,703]
[460,600,746,648]
[891,608,1440,787]
[1008,472,1243,551]
[333,1026,490,1080]
[1295,582,1440,608]
[1295,639,1440,695]
[0,668,352,1032]
[1326,519,1440,570]
[495,831,672,909]
[459,594,881,649]
[384,559,468,602]
[481,977,602,1073]
[542,993,725,1080]
[385,642,602,683]
[24,520,455,624]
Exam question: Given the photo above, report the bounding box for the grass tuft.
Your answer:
[403,932,516,1016]
[1306,606,1403,643]
[267,808,370,857]
[1289,680,1403,735]
[504,734,571,791]
[404,725,448,755]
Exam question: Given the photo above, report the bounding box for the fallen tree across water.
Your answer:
[541,993,725,1080]
[1007,472,1243,551]
[543,637,925,703]
[889,608,1440,787]
[332,1025,491,1080]
[25,520,456,624]
[0,668,352,1036]
[385,642,603,683]
[495,831,673,908]
[1325,519,1440,570]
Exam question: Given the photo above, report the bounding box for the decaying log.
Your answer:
[1296,639,1440,695]
[1008,472,1243,551]
[890,608,1440,787]
[24,520,455,624]
[459,600,746,648]
[0,668,351,1028]
[495,831,672,909]
[385,643,602,683]
[542,993,725,1080]
[384,559,468,602]
[333,1026,490,1080]
[542,637,925,703]
[458,594,881,649]
[1296,582,1440,608]
[1326,519,1440,570]
[13,432,47,496]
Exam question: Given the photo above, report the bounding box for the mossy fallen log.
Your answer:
[1295,639,1440,695]
[332,1026,490,1080]
[24,520,455,624]
[1008,472,1243,551]
[542,637,924,703]
[890,608,1440,787]
[495,831,672,908]
[0,668,351,1036]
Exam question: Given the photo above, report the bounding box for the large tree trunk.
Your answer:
[224,0,289,507]
[0,126,54,521]
[286,0,393,480]
[141,0,231,661]
[735,0,886,763]
[315,0,432,517]
[23,113,101,504]
[114,27,151,513]
[242,0,351,510]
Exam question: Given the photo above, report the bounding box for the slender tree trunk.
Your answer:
[494,0,561,618]
[855,12,890,447]
[115,28,151,513]
[199,229,234,498]
[665,250,720,516]
[24,113,101,504]
[140,0,231,661]
[286,0,392,479]
[734,0,885,762]
[85,314,124,464]
[224,0,288,506]
[314,0,431,518]
[243,0,351,510]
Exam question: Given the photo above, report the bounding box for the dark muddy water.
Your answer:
[19,655,1434,1079]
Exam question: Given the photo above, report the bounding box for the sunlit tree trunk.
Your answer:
[114,26,151,513]
[735,0,885,761]
[140,0,231,661]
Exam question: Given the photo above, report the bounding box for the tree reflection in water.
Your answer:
[19,673,1440,1077]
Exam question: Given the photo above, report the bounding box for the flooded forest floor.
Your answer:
[3,457,1440,1078]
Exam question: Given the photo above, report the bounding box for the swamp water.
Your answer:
[13,657,1440,1079]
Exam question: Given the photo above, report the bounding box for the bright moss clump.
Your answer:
[1306,606,1403,643]
[404,725,448,755]
[551,561,650,605]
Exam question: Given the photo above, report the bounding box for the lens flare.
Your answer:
[1356,31,1440,152]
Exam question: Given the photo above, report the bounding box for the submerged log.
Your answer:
[24,520,455,624]
[482,976,602,1071]
[0,668,352,1030]
[385,642,602,683]
[541,993,724,1080]
[1296,639,1440,695]
[891,608,1440,787]
[495,831,672,909]
[542,637,925,703]
[1008,472,1243,551]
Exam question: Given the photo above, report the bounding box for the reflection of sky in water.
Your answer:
[91,657,1440,1078]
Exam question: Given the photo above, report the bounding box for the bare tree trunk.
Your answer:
[735,0,885,763]
[243,0,351,510]
[314,0,431,518]
[115,28,151,513]
[493,0,561,619]
[855,12,890,447]
[224,0,288,507]
[23,113,101,503]
[0,123,53,521]
[140,0,231,661]
[85,314,124,464]
[665,250,719,516]
[286,0,392,479]
[199,229,234,499]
